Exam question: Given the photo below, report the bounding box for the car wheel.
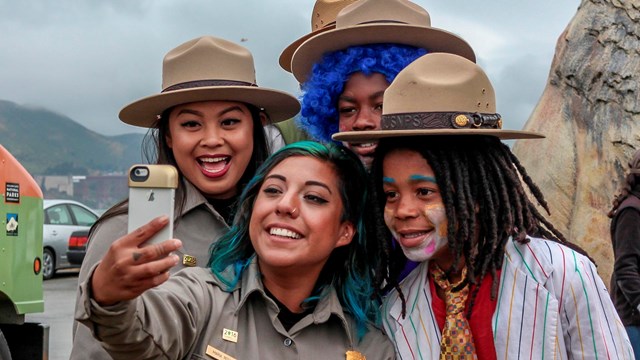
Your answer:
[42,248,56,280]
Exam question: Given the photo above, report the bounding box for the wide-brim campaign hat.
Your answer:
[290,0,476,83]
[279,0,359,72]
[332,53,544,142]
[120,36,300,128]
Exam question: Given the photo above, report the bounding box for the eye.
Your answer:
[180,120,201,129]
[262,186,282,196]
[417,188,436,197]
[338,107,356,115]
[221,118,241,127]
[384,190,399,202]
[374,103,383,112]
[304,194,328,204]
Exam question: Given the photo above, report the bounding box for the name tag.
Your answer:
[346,350,366,360]
[222,328,238,343]
[182,254,197,267]
[206,345,236,360]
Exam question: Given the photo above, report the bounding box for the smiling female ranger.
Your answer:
[75,142,394,359]
[70,35,300,359]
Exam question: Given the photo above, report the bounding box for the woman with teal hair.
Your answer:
[75,141,394,359]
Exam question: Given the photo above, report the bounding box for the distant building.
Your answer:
[36,175,128,211]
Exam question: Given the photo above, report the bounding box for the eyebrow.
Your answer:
[409,175,437,183]
[339,90,385,103]
[176,105,246,118]
[382,176,395,184]
[265,175,333,194]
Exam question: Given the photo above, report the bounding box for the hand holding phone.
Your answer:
[128,164,178,246]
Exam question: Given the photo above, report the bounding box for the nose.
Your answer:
[394,195,419,220]
[351,108,378,131]
[200,125,224,147]
[275,192,299,218]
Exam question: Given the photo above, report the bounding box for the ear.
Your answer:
[165,132,173,149]
[258,111,269,126]
[335,221,355,248]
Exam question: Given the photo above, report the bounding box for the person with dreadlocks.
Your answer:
[334,53,634,359]
[284,0,475,169]
[608,149,640,358]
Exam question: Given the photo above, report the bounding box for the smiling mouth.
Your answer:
[199,156,230,174]
[397,229,431,248]
[350,142,376,149]
[269,227,302,239]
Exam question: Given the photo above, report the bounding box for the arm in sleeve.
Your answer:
[75,265,211,359]
[560,252,635,359]
[612,209,640,310]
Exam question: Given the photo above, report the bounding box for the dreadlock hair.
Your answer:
[371,135,590,318]
[91,102,270,235]
[298,44,427,143]
[208,141,386,340]
[608,149,640,218]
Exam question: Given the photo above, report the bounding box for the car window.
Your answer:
[45,205,73,225]
[69,205,98,226]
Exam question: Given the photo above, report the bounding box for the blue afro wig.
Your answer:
[298,44,427,143]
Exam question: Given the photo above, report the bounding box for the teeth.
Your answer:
[402,231,428,239]
[270,227,301,239]
[200,157,227,163]
[352,142,375,148]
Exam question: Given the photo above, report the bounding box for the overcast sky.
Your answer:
[0,0,580,136]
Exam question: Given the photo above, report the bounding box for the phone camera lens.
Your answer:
[131,167,149,180]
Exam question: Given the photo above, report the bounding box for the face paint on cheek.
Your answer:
[383,207,398,238]
[422,204,448,257]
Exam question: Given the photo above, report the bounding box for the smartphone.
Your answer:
[128,164,179,246]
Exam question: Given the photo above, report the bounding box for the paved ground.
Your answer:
[27,269,79,360]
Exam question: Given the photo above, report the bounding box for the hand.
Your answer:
[91,215,182,306]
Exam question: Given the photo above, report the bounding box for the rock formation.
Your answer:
[512,0,640,283]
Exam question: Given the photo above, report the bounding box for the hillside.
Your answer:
[0,99,145,175]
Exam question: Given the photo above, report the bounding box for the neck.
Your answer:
[259,263,322,313]
[433,251,466,284]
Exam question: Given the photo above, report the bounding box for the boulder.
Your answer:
[512,0,640,283]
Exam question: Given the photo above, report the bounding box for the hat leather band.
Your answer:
[162,79,257,93]
[381,112,502,130]
[357,20,409,25]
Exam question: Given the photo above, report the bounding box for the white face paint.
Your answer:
[382,149,450,263]
[385,203,448,262]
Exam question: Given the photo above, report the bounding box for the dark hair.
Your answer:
[92,102,269,231]
[208,141,385,340]
[608,149,640,218]
[372,136,589,317]
[298,44,427,143]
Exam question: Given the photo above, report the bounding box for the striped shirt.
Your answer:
[382,236,636,359]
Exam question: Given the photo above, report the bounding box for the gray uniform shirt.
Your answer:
[70,180,229,359]
[76,260,396,359]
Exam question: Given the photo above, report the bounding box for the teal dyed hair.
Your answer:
[208,141,384,340]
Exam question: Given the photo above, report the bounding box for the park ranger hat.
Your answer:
[290,0,476,83]
[120,36,300,128]
[333,53,544,142]
[279,0,359,72]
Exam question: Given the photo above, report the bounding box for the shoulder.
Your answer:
[274,118,309,144]
[504,236,601,290]
[357,324,396,358]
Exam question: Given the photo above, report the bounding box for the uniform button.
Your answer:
[283,338,293,347]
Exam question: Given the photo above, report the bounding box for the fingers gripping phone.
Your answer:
[128,164,178,246]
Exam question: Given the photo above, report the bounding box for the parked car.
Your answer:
[67,229,90,266]
[43,199,99,279]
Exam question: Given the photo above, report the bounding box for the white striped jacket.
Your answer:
[382,236,635,359]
